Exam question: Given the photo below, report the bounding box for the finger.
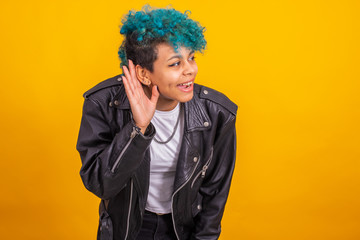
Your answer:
[122,75,134,98]
[122,65,136,94]
[150,85,160,104]
[129,60,143,89]
[129,60,136,80]
[127,60,142,94]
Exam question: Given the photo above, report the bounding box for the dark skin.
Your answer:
[122,43,198,134]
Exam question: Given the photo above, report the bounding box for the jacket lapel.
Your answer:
[111,82,211,191]
[173,88,211,190]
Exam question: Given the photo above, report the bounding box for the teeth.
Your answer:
[179,82,192,86]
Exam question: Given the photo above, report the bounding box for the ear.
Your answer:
[135,65,151,86]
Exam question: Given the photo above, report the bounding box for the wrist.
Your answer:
[135,123,148,135]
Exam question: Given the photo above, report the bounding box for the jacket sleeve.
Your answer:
[192,116,237,240]
[76,97,155,200]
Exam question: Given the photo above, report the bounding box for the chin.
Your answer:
[178,92,194,103]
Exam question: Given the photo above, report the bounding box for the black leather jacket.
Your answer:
[76,75,237,240]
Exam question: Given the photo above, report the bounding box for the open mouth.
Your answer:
[177,81,193,90]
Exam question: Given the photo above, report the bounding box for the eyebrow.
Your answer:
[167,55,182,62]
[167,50,195,62]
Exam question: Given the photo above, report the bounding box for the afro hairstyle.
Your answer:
[118,5,206,71]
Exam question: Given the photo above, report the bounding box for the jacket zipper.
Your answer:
[124,178,134,240]
[110,126,139,173]
[190,148,214,188]
[171,154,201,240]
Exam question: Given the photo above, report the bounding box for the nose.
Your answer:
[183,60,196,76]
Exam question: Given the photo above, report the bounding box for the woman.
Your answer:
[77,6,237,240]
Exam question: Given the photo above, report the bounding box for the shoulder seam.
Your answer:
[83,74,123,99]
[196,84,238,115]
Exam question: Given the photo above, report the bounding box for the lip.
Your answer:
[177,79,194,86]
[177,79,194,92]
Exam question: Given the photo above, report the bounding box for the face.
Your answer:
[146,43,198,111]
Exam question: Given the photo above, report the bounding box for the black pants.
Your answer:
[136,211,177,240]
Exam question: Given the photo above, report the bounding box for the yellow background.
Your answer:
[0,0,359,239]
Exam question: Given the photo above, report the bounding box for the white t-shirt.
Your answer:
[145,103,184,214]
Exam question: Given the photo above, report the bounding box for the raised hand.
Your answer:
[122,60,159,134]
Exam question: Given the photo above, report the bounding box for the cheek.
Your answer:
[194,64,198,75]
[153,74,178,91]
[191,62,198,74]
[165,72,182,85]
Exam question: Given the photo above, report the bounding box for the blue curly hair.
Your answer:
[118,5,206,71]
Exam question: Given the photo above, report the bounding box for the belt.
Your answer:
[145,210,170,216]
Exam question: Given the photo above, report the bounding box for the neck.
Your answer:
[143,85,179,111]
[156,96,179,111]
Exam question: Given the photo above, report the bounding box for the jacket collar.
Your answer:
[183,87,211,132]
[112,84,211,132]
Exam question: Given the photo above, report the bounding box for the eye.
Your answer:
[169,61,180,67]
[189,56,196,61]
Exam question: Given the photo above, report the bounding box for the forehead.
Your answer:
[155,43,193,60]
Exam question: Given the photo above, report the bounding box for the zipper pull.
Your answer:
[131,126,140,138]
[201,165,208,178]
